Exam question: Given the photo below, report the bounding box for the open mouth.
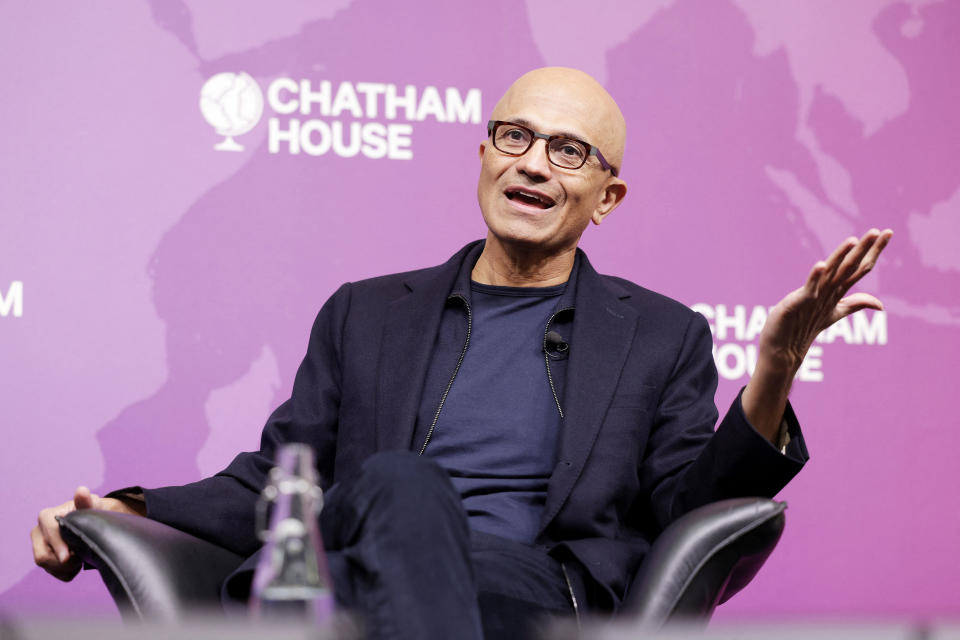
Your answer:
[505,187,556,210]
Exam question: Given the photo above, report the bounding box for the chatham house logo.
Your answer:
[200,72,264,151]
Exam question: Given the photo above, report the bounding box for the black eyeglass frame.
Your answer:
[486,120,618,177]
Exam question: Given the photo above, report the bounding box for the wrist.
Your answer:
[100,496,146,517]
[743,357,796,444]
[758,342,804,376]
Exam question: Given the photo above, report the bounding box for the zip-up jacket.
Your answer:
[144,240,808,612]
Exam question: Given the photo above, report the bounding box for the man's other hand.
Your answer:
[31,486,146,581]
[743,228,893,442]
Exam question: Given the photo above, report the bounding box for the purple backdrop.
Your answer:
[2,0,958,620]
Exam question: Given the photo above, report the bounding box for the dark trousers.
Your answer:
[319,451,573,640]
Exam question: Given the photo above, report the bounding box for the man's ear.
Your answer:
[592,179,628,225]
[478,140,487,160]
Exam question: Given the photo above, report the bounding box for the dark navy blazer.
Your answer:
[144,240,807,611]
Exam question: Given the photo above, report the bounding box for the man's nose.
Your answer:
[516,138,553,181]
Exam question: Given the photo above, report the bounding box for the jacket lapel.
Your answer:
[539,256,637,533]
[374,243,480,451]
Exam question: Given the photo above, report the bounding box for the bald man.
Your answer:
[34,68,891,639]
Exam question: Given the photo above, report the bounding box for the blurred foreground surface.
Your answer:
[1,617,959,640]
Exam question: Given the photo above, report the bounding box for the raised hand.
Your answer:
[762,228,893,365]
[31,486,145,581]
[742,228,893,442]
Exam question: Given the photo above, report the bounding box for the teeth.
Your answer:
[509,190,552,206]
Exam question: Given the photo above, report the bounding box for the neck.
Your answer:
[471,235,576,287]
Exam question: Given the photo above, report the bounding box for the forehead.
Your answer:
[493,81,608,144]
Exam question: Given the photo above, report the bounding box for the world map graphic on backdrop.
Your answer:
[2,0,957,619]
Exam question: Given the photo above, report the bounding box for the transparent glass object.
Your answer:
[250,443,335,622]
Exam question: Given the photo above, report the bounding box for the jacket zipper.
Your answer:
[418,294,472,455]
[560,563,581,626]
[543,307,573,419]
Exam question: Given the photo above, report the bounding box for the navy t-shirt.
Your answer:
[423,281,566,543]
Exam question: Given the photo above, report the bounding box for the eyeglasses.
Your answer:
[487,120,618,177]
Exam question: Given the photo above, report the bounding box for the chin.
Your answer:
[490,222,571,255]
[484,210,547,241]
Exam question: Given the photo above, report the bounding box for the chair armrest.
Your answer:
[58,510,245,621]
[624,497,786,626]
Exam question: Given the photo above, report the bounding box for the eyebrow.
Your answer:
[510,117,588,143]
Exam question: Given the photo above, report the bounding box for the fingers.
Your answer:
[37,503,72,563]
[804,236,856,300]
[32,485,103,582]
[763,229,891,362]
[844,228,893,289]
[821,235,859,284]
[31,523,81,582]
[831,293,884,324]
[803,260,828,297]
[73,486,97,510]
[30,524,52,564]
[33,497,86,581]
[813,229,893,300]
[834,230,878,283]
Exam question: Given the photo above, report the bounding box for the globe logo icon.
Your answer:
[199,72,264,151]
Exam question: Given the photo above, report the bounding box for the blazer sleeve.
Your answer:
[639,311,808,531]
[139,282,353,557]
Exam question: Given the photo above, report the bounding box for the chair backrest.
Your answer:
[624,498,787,627]
[59,510,245,621]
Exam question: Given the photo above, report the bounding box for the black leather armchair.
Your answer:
[58,497,785,627]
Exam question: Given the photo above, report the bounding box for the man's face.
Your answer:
[477,74,625,256]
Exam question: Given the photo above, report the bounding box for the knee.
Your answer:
[359,451,449,493]
[351,451,462,513]
[325,452,468,547]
